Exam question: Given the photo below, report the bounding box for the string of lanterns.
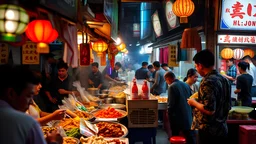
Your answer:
[220,48,255,60]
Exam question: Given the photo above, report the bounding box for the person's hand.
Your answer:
[88,80,94,85]
[52,109,66,120]
[187,98,197,107]
[234,91,238,94]
[73,91,80,96]
[49,97,57,104]
[46,130,63,144]
[58,89,67,94]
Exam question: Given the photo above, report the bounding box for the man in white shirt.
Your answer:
[243,55,256,97]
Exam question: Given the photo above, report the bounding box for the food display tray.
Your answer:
[80,119,128,138]
[91,108,127,121]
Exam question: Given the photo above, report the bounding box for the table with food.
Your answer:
[39,82,130,144]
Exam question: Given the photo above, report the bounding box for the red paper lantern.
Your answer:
[25,20,58,53]
[244,49,255,58]
[233,48,244,60]
[221,48,233,59]
[172,0,195,23]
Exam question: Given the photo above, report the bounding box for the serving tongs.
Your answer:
[84,120,98,135]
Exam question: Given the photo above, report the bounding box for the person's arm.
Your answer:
[234,76,241,94]
[45,91,57,104]
[40,111,50,117]
[97,84,103,89]
[37,109,66,126]
[187,81,216,115]
[151,71,159,90]
[223,74,236,81]
[58,89,74,95]
[105,74,117,82]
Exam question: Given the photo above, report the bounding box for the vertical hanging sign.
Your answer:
[0,43,9,64]
[80,43,90,66]
[168,45,179,67]
[22,42,39,64]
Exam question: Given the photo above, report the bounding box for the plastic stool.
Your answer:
[170,136,186,144]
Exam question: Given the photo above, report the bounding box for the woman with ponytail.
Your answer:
[234,61,253,106]
[184,68,199,94]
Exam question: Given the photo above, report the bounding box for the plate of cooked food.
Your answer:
[80,136,129,144]
[80,120,128,138]
[41,126,56,138]
[63,137,80,144]
[91,107,127,120]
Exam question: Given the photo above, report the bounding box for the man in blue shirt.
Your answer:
[222,58,237,84]
[151,61,166,95]
[165,71,195,144]
[135,62,149,80]
[0,65,62,144]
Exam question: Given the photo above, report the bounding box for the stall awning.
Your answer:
[94,23,111,40]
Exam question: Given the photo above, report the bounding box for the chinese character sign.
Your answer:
[22,42,39,64]
[217,34,256,44]
[0,43,9,64]
[79,43,90,66]
[168,45,179,67]
[220,0,256,30]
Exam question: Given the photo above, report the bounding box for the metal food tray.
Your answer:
[105,138,129,144]
[99,104,126,110]
[80,119,129,138]
[91,108,127,121]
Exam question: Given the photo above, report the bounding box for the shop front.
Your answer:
[215,0,256,99]
[150,0,206,80]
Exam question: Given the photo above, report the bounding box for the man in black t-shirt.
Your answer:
[88,62,103,89]
[45,61,76,111]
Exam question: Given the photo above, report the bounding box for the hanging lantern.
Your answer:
[233,48,244,60]
[172,0,195,23]
[25,20,58,53]
[92,40,108,57]
[244,48,255,58]
[0,4,29,42]
[221,48,233,59]
[117,43,126,51]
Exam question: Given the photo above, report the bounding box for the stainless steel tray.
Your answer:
[99,104,126,110]
[91,108,127,120]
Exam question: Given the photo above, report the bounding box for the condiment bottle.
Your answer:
[142,80,149,99]
[131,80,139,100]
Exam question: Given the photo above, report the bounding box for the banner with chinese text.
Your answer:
[217,34,256,44]
[168,45,179,67]
[22,42,39,64]
[80,43,90,66]
[0,43,9,64]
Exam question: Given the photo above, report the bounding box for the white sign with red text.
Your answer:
[220,0,256,30]
[165,0,177,29]
[217,34,256,44]
[152,11,162,37]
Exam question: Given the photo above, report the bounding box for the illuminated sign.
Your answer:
[152,11,162,37]
[220,0,256,30]
[217,34,256,44]
[165,0,177,30]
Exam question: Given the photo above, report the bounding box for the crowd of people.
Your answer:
[223,55,256,106]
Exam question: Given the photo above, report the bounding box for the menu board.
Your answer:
[22,42,39,65]
[0,43,9,64]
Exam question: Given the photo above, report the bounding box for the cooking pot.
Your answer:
[87,88,99,96]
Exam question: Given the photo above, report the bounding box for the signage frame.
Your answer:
[219,0,256,31]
